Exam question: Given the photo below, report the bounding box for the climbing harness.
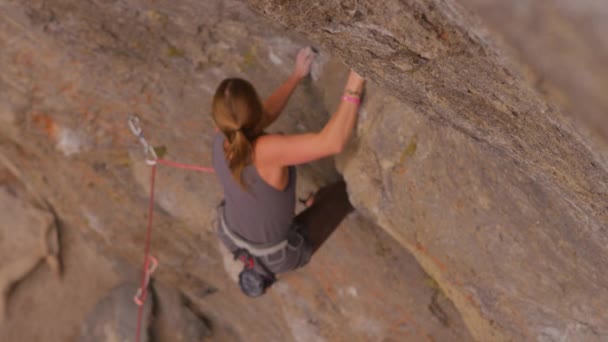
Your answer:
[218,205,288,257]
[128,114,214,342]
[217,204,281,297]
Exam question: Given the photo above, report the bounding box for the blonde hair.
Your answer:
[212,78,264,188]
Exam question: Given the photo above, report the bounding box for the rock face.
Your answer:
[461,0,608,149]
[151,281,212,342]
[248,0,608,341]
[78,280,211,342]
[0,0,471,340]
[0,173,60,322]
[0,0,606,341]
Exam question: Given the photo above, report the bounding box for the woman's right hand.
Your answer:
[255,70,365,168]
[344,70,365,96]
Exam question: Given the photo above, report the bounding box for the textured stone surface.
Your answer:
[0,0,473,340]
[247,0,608,341]
[1,0,606,340]
[79,283,153,342]
[0,162,131,342]
[462,0,608,141]
[0,180,59,322]
[151,281,212,342]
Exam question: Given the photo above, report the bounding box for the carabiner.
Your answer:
[145,145,158,165]
[133,255,158,306]
[128,114,143,138]
[128,114,158,165]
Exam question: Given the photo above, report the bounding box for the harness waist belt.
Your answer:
[219,206,288,257]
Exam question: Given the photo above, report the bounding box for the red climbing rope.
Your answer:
[129,115,215,342]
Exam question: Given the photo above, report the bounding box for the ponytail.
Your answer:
[227,129,253,188]
[211,78,264,189]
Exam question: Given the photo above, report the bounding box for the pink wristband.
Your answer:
[341,95,361,105]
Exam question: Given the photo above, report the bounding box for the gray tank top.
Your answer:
[212,133,296,245]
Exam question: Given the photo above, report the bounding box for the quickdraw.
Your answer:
[128,114,214,342]
[128,114,158,165]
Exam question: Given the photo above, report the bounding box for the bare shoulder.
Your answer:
[254,133,284,156]
[254,132,331,167]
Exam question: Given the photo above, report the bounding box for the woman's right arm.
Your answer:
[256,71,365,166]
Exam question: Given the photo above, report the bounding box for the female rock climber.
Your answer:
[211,47,365,297]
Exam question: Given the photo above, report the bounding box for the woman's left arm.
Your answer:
[262,47,314,128]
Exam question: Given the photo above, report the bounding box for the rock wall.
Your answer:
[247,0,608,341]
[0,0,607,340]
[0,0,472,340]
[463,0,608,142]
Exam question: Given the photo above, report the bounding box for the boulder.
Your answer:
[151,282,212,342]
[79,283,153,342]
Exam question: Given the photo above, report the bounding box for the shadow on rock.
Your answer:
[296,180,354,254]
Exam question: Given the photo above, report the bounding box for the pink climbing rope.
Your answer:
[134,163,157,342]
[157,159,215,173]
[134,160,214,342]
[128,115,215,342]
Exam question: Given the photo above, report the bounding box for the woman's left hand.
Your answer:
[292,47,315,80]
